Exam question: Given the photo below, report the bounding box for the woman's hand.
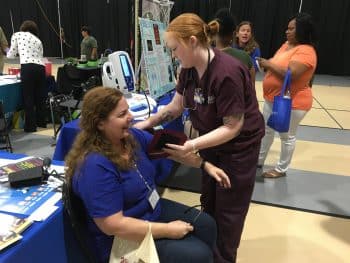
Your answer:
[164,146,231,189]
[163,141,194,157]
[204,162,231,188]
[164,142,231,188]
[166,220,193,239]
[256,57,269,71]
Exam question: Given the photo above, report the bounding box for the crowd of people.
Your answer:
[2,22,98,132]
[1,8,318,263]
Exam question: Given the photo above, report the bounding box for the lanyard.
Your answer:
[196,47,210,104]
[134,164,152,191]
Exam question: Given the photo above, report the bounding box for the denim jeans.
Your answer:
[258,101,308,172]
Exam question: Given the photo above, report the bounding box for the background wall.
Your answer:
[0,0,349,75]
[0,0,133,60]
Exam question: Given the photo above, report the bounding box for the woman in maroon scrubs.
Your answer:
[135,13,265,263]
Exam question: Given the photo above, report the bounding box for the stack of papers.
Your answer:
[0,212,33,251]
[0,75,20,85]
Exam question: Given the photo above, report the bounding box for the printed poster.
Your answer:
[139,18,175,99]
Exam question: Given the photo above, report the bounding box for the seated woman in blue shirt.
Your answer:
[65,87,231,263]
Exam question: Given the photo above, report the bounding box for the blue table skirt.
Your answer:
[0,82,22,124]
[0,152,85,262]
[0,202,85,263]
[53,119,80,161]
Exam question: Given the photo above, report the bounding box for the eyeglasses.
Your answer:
[184,204,203,224]
[182,86,198,111]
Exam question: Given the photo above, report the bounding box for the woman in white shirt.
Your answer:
[7,20,47,132]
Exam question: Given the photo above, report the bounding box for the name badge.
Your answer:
[147,189,160,210]
[194,88,205,104]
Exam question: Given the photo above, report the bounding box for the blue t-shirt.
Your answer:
[233,45,261,72]
[72,128,172,262]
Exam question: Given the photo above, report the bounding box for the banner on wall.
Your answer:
[139,18,175,99]
[141,0,173,26]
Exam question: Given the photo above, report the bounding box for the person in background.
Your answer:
[209,8,255,85]
[256,12,317,178]
[0,26,9,74]
[7,20,47,132]
[80,26,98,61]
[65,86,231,263]
[233,21,261,71]
[134,13,265,263]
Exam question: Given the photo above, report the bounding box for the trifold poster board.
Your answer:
[139,18,175,99]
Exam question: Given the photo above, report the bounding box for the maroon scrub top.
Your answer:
[176,48,264,154]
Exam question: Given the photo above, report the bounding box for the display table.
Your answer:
[53,92,184,161]
[0,76,22,123]
[53,118,80,161]
[0,152,86,263]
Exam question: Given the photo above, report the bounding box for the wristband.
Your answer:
[200,159,206,170]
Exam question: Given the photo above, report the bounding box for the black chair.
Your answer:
[56,64,84,97]
[0,102,13,153]
[49,74,100,140]
[49,65,84,140]
[56,64,102,99]
[62,180,97,263]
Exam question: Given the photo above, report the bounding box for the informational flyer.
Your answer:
[0,183,57,216]
[139,18,175,99]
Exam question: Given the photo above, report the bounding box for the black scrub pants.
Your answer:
[200,142,260,263]
[21,63,46,132]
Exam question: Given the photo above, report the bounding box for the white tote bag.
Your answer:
[109,223,159,263]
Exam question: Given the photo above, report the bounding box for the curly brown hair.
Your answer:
[65,87,138,182]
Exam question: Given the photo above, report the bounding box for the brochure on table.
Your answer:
[0,183,59,217]
[0,212,33,251]
[0,157,63,220]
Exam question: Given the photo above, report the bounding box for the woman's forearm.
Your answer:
[116,217,171,241]
[134,92,184,130]
[265,60,287,79]
[95,214,170,241]
[170,151,202,168]
[262,59,309,81]
[95,212,193,241]
[185,114,244,152]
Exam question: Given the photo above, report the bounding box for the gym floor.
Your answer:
[3,61,350,263]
